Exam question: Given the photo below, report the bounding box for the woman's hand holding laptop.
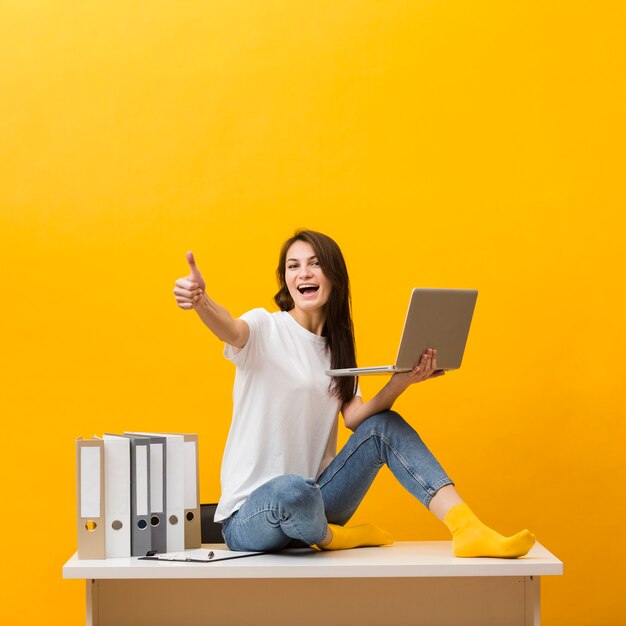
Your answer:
[391,348,445,388]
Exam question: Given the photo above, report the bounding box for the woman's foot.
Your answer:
[317,523,393,550]
[444,502,535,558]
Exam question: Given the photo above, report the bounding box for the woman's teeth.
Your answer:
[298,284,319,294]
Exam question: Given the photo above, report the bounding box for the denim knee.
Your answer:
[264,474,322,518]
[356,409,405,434]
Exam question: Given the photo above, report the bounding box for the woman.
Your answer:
[173,229,535,557]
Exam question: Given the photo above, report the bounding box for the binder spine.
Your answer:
[148,437,167,553]
[76,438,106,560]
[183,434,202,549]
[129,438,152,557]
[103,435,131,558]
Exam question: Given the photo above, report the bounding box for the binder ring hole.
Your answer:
[169,515,179,525]
[186,512,194,522]
[111,520,123,531]
[137,519,148,530]
[85,521,97,532]
[151,515,160,527]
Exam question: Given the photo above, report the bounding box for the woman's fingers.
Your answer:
[421,350,432,375]
[185,251,206,292]
[427,350,445,379]
[174,275,204,310]
[174,281,203,309]
[174,253,206,311]
[175,277,199,290]
[415,349,438,380]
[174,285,202,299]
[424,349,434,375]
[175,295,194,307]
[410,354,427,380]
[404,349,443,384]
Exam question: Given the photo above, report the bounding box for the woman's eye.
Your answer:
[311,260,320,267]
[288,265,298,270]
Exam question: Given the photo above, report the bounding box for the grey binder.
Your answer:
[122,435,152,557]
[126,433,167,554]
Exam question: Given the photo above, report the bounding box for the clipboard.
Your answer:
[139,548,265,563]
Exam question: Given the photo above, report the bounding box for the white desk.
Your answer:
[63,541,562,626]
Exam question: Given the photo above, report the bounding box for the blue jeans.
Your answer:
[221,410,454,551]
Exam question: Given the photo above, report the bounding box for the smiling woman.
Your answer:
[173,229,535,556]
[274,230,357,405]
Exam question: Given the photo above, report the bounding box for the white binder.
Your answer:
[181,434,201,548]
[102,435,131,558]
[127,432,185,552]
[76,437,106,560]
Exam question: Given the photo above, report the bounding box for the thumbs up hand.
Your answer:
[173,251,206,310]
[185,251,206,292]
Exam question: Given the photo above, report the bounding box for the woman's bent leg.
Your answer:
[318,410,453,525]
[221,474,327,551]
[317,410,535,558]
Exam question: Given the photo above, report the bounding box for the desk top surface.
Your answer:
[63,541,563,580]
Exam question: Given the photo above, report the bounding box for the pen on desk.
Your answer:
[208,551,215,560]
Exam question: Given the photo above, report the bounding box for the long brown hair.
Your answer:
[274,229,358,405]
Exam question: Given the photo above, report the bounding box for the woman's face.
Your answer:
[285,240,332,313]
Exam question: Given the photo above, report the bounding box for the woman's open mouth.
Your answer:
[297,284,319,298]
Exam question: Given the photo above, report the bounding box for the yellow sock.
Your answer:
[318,523,393,551]
[444,502,535,558]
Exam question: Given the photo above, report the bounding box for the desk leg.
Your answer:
[525,576,541,626]
[86,579,99,626]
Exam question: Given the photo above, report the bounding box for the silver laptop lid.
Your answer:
[394,288,478,371]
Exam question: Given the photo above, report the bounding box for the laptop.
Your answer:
[326,288,478,376]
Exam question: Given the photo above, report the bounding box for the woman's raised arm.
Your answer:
[173,251,249,349]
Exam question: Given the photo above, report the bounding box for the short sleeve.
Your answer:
[223,308,273,369]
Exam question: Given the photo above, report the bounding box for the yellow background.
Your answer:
[1,1,624,624]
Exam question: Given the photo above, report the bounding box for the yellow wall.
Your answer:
[1,1,624,624]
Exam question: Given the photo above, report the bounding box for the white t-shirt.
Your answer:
[215,308,345,522]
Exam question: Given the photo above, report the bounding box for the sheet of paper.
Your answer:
[145,548,264,562]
